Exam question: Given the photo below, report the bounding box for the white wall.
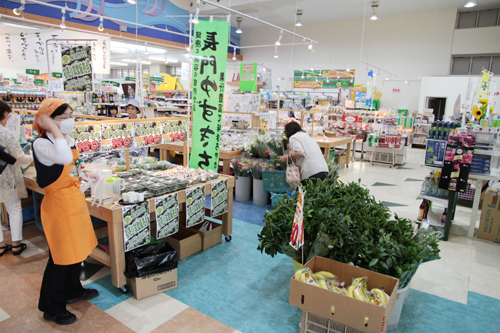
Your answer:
[419,76,500,120]
[237,8,459,112]
[452,26,500,55]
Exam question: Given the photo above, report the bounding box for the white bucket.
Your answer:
[235,176,252,202]
[387,283,411,331]
[253,178,269,205]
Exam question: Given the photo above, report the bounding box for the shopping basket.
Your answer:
[262,159,294,193]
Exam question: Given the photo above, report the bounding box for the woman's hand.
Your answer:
[37,114,64,139]
[279,155,288,163]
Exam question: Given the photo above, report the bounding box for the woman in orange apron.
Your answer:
[33,98,98,325]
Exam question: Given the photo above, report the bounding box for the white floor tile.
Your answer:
[469,260,500,301]
[20,239,48,259]
[0,307,10,322]
[27,235,46,243]
[106,293,189,333]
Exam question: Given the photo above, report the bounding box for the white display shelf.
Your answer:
[417,194,449,207]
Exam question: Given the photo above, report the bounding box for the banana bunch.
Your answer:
[368,288,388,307]
[344,276,389,307]
[294,268,345,294]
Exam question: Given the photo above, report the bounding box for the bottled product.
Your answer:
[441,208,447,224]
[417,199,428,221]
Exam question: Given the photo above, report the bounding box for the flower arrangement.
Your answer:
[246,136,269,158]
[231,158,252,177]
[250,160,267,180]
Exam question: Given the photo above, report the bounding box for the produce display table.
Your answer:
[23,167,234,291]
[157,140,242,175]
[313,136,353,165]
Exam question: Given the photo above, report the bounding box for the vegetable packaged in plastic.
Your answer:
[125,241,178,278]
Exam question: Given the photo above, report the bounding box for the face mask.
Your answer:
[54,118,75,134]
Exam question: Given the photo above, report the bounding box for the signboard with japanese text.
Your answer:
[293,71,323,89]
[186,185,205,228]
[61,45,93,92]
[190,20,229,171]
[134,121,163,148]
[240,63,258,92]
[155,193,179,239]
[161,120,188,144]
[69,124,102,154]
[100,123,134,152]
[123,201,151,252]
[293,70,355,89]
[211,179,228,217]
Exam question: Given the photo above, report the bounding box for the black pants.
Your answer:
[301,171,328,187]
[38,251,85,315]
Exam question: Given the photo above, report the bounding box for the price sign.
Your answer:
[392,88,401,94]
[52,72,63,78]
[69,124,102,154]
[155,193,179,239]
[134,121,162,148]
[161,119,188,144]
[26,69,40,75]
[125,76,136,82]
[102,80,120,87]
[186,185,205,228]
[211,179,228,217]
[100,123,134,151]
[123,201,151,252]
[34,79,44,86]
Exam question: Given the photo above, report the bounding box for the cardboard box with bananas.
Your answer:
[289,256,399,333]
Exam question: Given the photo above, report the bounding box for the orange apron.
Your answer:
[41,148,97,265]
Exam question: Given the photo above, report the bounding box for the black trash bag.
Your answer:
[125,241,178,278]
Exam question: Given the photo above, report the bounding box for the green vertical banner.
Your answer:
[190,20,229,171]
[239,63,257,92]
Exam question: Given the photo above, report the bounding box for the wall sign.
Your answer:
[123,201,151,252]
[240,63,257,92]
[186,185,205,228]
[190,20,229,171]
[392,88,401,94]
[61,45,93,92]
[211,179,228,217]
[155,193,179,239]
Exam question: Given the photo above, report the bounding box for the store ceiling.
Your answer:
[197,0,500,28]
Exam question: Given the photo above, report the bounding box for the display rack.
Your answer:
[368,135,408,168]
[412,123,431,148]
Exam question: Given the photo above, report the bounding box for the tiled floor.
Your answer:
[0,147,499,332]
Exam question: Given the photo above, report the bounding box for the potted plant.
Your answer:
[251,160,269,205]
[231,158,252,202]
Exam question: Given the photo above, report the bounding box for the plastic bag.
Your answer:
[125,241,178,278]
[286,156,300,188]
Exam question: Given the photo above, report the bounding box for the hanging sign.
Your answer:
[162,119,188,144]
[293,71,323,89]
[134,121,162,148]
[290,186,306,251]
[155,193,179,239]
[52,72,63,79]
[322,70,355,88]
[240,63,258,92]
[69,124,102,154]
[100,123,134,151]
[34,79,45,86]
[125,76,136,82]
[61,45,93,92]
[211,179,228,217]
[190,20,229,171]
[148,76,164,82]
[186,185,205,228]
[123,201,151,252]
[102,80,120,87]
[26,69,40,75]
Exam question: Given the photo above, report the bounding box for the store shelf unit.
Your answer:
[412,123,431,148]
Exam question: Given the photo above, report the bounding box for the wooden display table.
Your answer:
[313,136,353,165]
[23,167,234,291]
[157,140,242,175]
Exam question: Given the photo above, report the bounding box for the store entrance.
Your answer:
[426,97,447,121]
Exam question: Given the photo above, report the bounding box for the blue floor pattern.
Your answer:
[83,198,500,333]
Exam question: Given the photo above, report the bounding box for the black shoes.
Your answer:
[43,310,77,325]
[66,288,99,304]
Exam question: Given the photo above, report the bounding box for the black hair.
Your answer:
[284,121,304,140]
[50,103,71,118]
[0,100,12,121]
[109,105,118,111]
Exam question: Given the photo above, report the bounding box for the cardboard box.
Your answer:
[191,221,223,250]
[334,155,346,169]
[163,229,202,260]
[289,256,399,333]
[478,191,500,242]
[129,269,177,300]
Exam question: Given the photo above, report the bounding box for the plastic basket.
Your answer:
[262,159,294,193]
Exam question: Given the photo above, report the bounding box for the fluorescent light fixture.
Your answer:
[110,61,128,66]
[276,30,283,46]
[13,0,25,16]
[98,17,104,32]
[60,8,66,29]
[236,17,243,34]
[370,1,379,20]
[464,1,476,7]
[295,9,303,27]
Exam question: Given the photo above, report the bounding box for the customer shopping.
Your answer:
[279,122,328,186]
[0,100,32,256]
[33,98,98,325]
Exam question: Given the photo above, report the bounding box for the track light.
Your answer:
[295,9,303,27]
[13,0,25,16]
[192,8,200,24]
[236,17,243,34]
[308,41,313,50]
[145,42,149,55]
[301,72,305,79]
[98,17,104,32]
[464,1,476,7]
[311,67,314,71]
[276,30,283,46]
[233,49,237,60]
[127,0,136,4]
[274,45,279,58]
[405,80,408,84]
[60,8,66,29]
[263,67,266,72]
[385,76,389,80]
[370,1,379,20]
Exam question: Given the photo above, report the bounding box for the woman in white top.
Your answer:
[0,100,33,256]
[279,121,328,186]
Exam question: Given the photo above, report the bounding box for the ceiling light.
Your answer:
[233,49,237,60]
[311,67,314,71]
[110,61,128,66]
[145,42,149,55]
[308,41,313,50]
[192,8,200,24]
[13,0,25,16]
[274,45,279,58]
[98,17,104,32]
[236,17,243,34]
[405,80,408,84]
[370,1,379,20]
[263,67,266,72]
[464,1,476,7]
[276,30,283,46]
[301,72,305,79]
[385,76,389,80]
[127,0,136,4]
[60,8,66,29]
[295,9,303,27]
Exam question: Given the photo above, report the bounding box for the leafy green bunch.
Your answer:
[257,178,441,288]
